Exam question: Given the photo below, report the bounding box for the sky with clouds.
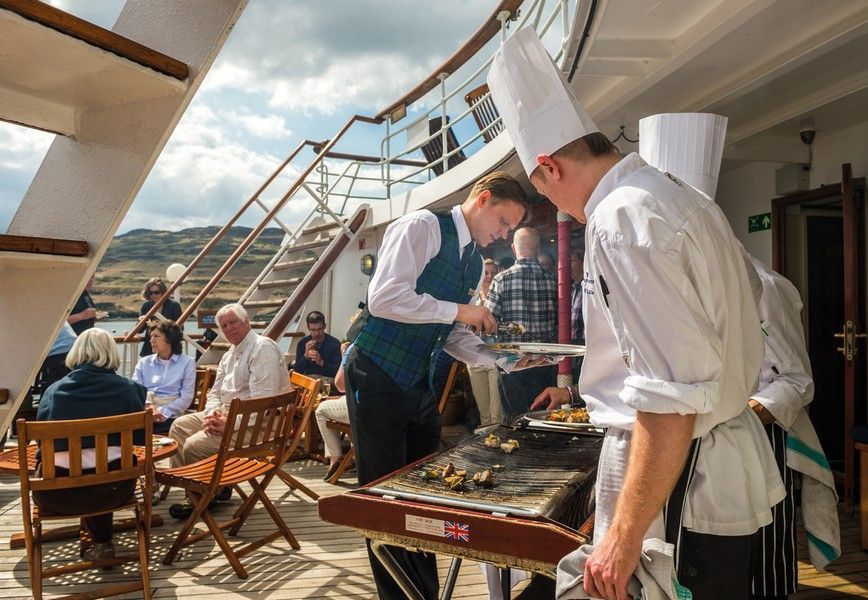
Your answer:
[0,0,499,234]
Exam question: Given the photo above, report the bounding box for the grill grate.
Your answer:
[367,425,600,518]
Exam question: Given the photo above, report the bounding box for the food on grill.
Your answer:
[442,463,456,478]
[444,474,466,491]
[421,468,441,480]
[484,433,501,448]
[546,408,590,423]
[500,439,519,454]
[491,464,505,472]
[471,469,495,488]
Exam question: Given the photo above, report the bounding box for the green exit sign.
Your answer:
[748,212,772,233]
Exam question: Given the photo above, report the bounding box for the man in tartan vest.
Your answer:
[345,171,531,600]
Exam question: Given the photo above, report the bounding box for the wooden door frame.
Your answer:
[772,163,865,513]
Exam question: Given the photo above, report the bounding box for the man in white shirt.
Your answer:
[346,171,532,599]
[488,29,783,600]
[168,303,288,518]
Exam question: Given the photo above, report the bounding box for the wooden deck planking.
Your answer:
[0,457,864,598]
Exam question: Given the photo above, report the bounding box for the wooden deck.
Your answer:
[0,457,866,598]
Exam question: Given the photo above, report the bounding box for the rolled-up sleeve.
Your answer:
[443,326,497,368]
[751,279,814,429]
[591,238,724,415]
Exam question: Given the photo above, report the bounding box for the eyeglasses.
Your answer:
[148,288,162,296]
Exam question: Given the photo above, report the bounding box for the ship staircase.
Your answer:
[0,0,248,440]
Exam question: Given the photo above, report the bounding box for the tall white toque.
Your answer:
[487,27,599,177]
[638,113,728,199]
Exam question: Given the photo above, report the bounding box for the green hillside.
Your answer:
[93,226,285,318]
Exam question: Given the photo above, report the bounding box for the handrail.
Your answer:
[311,143,426,167]
[124,139,319,340]
[375,0,522,121]
[156,115,381,334]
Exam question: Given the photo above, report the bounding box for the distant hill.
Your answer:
[93,226,285,318]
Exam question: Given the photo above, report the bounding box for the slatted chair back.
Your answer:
[407,115,467,176]
[287,371,323,458]
[17,410,154,600]
[215,391,298,472]
[194,366,216,411]
[464,83,503,143]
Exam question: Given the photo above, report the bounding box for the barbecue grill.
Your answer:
[318,425,601,599]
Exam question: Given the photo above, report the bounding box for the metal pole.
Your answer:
[557,210,573,388]
[370,540,426,600]
[440,557,462,600]
[385,114,392,197]
[439,72,449,173]
[498,9,510,42]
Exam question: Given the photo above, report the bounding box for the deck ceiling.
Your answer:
[572,0,868,163]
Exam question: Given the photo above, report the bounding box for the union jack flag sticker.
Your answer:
[443,521,470,542]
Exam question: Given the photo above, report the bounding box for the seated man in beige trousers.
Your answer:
[167,303,289,519]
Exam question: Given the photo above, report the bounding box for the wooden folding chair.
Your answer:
[268,371,322,501]
[324,419,354,484]
[155,390,298,579]
[464,83,503,143]
[194,366,216,412]
[16,411,154,600]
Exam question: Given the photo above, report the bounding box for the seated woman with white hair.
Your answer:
[132,321,196,434]
[34,327,147,561]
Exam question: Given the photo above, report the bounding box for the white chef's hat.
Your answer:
[487,27,599,177]
[639,113,728,199]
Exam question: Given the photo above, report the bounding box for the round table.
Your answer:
[0,435,178,476]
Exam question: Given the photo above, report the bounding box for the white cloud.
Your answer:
[202,0,499,114]
[224,110,293,140]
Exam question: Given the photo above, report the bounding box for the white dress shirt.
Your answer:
[204,329,289,414]
[750,256,814,428]
[580,153,783,536]
[368,204,497,368]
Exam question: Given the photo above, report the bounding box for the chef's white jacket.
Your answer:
[749,256,814,428]
[580,153,784,537]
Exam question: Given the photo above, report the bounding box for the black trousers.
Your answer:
[750,423,797,600]
[33,459,135,543]
[345,348,441,600]
[665,439,754,600]
[498,365,556,420]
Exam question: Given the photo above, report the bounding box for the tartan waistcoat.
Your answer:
[354,213,482,389]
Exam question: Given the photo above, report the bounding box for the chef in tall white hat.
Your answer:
[640,113,841,599]
[489,28,784,600]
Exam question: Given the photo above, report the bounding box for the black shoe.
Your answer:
[323,461,342,482]
[215,486,232,502]
[169,497,218,520]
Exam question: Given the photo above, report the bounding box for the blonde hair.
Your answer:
[65,328,121,371]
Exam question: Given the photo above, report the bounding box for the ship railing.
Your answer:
[378,0,572,192]
[126,0,579,347]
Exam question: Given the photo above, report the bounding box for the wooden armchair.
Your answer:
[155,390,298,579]
[464,83,503,143]
[16,411,154,600]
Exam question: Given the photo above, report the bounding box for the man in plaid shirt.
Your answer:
[485,226,557,417]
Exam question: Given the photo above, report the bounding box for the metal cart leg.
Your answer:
[440,557,462,600]
[370,540,426,600]
[501,566,512,599]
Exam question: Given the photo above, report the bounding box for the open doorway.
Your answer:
[772,164,866,511]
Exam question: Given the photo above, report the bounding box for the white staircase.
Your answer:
[0,0,248,439]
